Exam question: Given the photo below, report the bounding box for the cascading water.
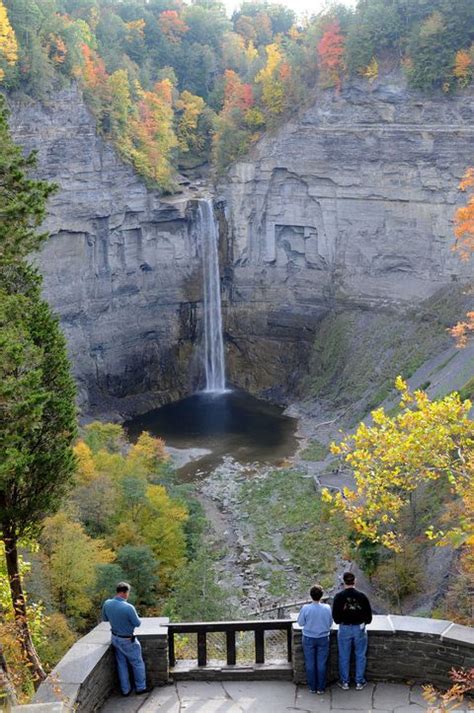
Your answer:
[197,198,226,393]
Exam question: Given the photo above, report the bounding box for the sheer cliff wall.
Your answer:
[10,89,204,416]
[221,81,474,398]
[9,83,474,412]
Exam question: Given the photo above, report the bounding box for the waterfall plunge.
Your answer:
[198,199,226,393]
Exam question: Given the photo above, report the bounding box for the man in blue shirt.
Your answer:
[102,582,148,696]
[297,584,333,695]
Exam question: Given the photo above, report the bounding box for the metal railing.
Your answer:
[168,619,294,668]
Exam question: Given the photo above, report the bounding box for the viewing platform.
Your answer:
[12,616,473,713]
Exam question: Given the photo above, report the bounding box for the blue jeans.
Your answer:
[337,624,368,685]
[302,635,330,692]
[111,635,147,694]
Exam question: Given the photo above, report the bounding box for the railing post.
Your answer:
[169,630,175,668]
[197,631,207,667]
[226,630,236,665]
[255,629,264,664]
[287,626,292,662]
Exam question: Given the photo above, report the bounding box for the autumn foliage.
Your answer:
[317,21,345,89]
[0,0,17,80]
[451,168,474,346]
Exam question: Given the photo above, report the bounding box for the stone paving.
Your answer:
[101,680,472,712]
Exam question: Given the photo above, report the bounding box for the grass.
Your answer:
[303,286,467,417]
[300,439,328,461]
[458,376,474,401]
[239,469,344,591]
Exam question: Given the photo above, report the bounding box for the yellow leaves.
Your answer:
[326,380,474,552]
[360,57,378,84]
[0,0,18,80]
[73,441,96,484]
[255,43,287,117]
[175,90,205,153]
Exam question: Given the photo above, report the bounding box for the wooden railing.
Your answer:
[168,619,294,668]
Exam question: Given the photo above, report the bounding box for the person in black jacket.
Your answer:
[332,571,372,690]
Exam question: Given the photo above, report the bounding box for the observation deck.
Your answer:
[11,616,474,713]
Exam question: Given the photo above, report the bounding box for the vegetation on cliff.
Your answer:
[0,93,77,696]
[1,0,474,188]
[324,378,473,621]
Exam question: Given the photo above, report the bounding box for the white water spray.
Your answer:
[198,198,226,393]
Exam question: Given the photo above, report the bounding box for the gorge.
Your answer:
[9,79,474,420]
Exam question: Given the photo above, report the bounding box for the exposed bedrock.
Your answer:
[8,81,474,413]
[9,89,206,416]
[221,81,474,397]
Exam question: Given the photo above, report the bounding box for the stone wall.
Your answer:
[29,619,169,713]
[292,615,474,688]
[20,616,473,712]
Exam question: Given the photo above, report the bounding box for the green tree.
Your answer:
[0,96,77,681]
[116,544,159,606]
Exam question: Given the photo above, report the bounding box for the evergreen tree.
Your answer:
[0,95,77,682]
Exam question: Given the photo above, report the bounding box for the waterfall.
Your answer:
[198,198,226,393]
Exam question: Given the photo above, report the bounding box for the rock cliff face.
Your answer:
[9,88,205,416]
[8,82,474,413]
[221,81,474,396]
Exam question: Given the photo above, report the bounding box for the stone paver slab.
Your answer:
[374,683,410,709]
[101,694,147,713]
[295,685,331,712]
[99,680,469,713]
[331,683,375,710]
[177,680,229,700]
[222,679,296,706]
[139,686,180,712]
[409,686,427,707]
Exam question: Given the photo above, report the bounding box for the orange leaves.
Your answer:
[453,48,473,88]
[129,79,177,189]
[450,311,474,348]
[80,43,108,92]
[317,21,345,90]
[454,167,474,282]
[223,69,254,112]
[158,10,188,43]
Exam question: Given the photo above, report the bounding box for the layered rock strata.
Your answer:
[222,81,474,396]
[9,88,205,415]
[8,81,474,412]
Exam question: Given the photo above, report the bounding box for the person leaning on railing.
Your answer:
[102,582,151,697]
[297,584,333,695]
[332,571,373,691]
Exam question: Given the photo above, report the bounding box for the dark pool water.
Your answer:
[124,390,298,475]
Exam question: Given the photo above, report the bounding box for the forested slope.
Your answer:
[1,0,474,190]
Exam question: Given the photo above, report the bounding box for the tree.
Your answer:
[255,43,287,119]
[0,0,18,79]
[129,78,178,190]
[317,21,345,89]
[451,167,474,346]
[324,377,473,552]
[453,47,473,88]
[0,96,76,681]
[158,10,188,43]
[40,512,113,622]
[116,545,159,606]
[175,89,205,155]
